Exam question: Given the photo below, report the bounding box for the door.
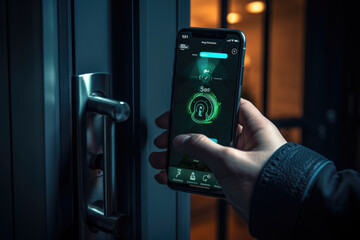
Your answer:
[1,0,190,239]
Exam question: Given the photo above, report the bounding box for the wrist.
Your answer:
[248,143,331,239]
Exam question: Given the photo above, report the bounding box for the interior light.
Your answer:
[227,13,242,24]
[245,1,266,14]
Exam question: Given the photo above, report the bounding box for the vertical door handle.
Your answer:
[74,73,130,236]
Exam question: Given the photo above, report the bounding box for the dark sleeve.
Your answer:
[249,142,360,239]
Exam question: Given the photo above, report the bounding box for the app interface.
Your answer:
[168,31,242,190]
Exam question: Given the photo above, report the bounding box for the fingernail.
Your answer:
[173,134,190,152]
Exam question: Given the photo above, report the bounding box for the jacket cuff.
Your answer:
[249,142,331,239]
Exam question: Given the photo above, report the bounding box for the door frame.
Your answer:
[1,0,62,239]
[1,0,191,239]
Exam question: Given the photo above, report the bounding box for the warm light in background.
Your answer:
[244,53,251,67]
[245,1,266,14]
[227,12,242,24]
[190,0,220,28]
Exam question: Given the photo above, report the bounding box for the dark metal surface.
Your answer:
[110,0,139,238]
[6,0,61,238]
[88,95,130,123]
[7,0,46,236]
[57,0,76,238]
[137,0,191,238]
[74,73,130,236]
[72,1,114,238]
[0,0,14,238]
[111,0,192,238]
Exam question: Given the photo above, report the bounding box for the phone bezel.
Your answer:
[166,27,246,198]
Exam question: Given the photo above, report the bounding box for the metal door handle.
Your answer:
[74,73,130,236]
[88,94,130,122]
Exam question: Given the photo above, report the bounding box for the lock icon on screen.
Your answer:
[190,172,196,181]
[188,93,219,124]
[195,103,206,118]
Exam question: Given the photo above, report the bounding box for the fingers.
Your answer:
[154,170,168,184]
[149,151,167,169]
[152,111,170,186]
[154,130,168,149]
[173,134,235,172]
[238,98,266,127]
[236,124,243,136]
[149,151,168,185]
[155,111,170,129]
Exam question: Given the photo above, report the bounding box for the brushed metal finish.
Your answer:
[74,72,130,236]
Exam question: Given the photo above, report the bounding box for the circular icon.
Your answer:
[199,69,212,83]
[188,93,220,124]
[202,174,211,182]
[200,72,212,82]
[231,48,238,55]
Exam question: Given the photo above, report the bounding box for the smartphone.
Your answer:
[167,27,246,197]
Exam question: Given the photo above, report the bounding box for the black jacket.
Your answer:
[249,142,360,239]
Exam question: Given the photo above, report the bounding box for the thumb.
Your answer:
[173,134,228,170]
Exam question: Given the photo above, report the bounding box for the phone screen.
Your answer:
[168,29,244,193]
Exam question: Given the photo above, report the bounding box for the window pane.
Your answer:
[268,0,306,119]
[228,0,265,111]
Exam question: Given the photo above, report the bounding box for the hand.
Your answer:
[149,98,287,222]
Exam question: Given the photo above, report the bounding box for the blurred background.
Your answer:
[189,0,360,239]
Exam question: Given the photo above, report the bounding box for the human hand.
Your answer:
[149,98,287,222]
